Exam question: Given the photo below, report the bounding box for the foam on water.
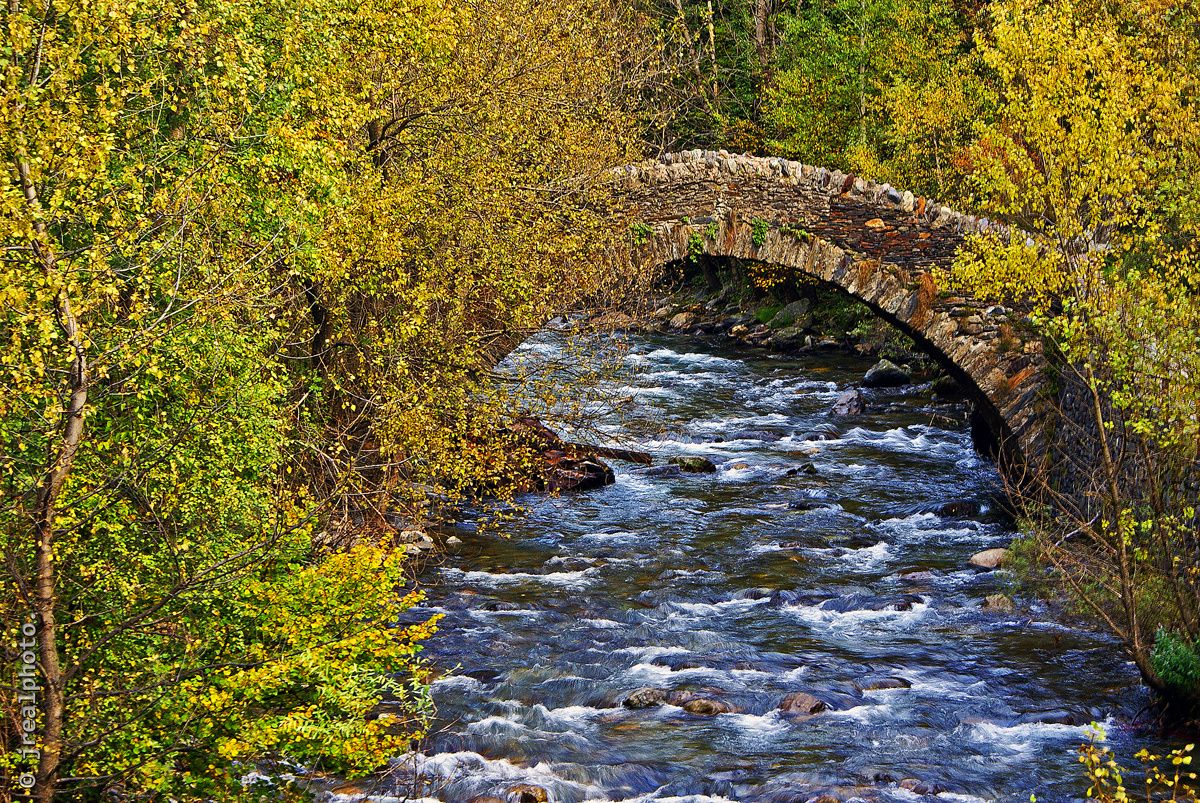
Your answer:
[839,540,893,571]
[440,568,597,589]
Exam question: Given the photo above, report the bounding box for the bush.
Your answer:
[1153,630,1200,696]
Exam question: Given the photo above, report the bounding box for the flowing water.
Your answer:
[375,332,1159,803]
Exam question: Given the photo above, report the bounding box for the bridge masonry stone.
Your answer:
[609,150,1053,472]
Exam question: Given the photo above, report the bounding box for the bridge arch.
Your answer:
[611,151,1051,470]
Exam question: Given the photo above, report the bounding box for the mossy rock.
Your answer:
[668,455,717,473]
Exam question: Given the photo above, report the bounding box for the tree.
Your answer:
[1,0,651,795]
[943,0,1200,712]
[764,0,976,189]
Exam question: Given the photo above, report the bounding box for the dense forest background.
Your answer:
[2,0,1199,798]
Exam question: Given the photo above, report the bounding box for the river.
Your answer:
[379,330,1158,803]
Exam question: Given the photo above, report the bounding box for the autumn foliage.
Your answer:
[0,0,650,797]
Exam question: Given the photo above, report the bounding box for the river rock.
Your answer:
[935,500,979,519]
[785,462,820,477]
[508,785,548,803]
[790,488,840,510]
[969,548,1008,568]
[730,429,782,442]
[768,299,813,330]
[669,455,717,473]
[899,780,946,795]
[770,325,808,349]
[723,312,757,330]
[669,311,698,330]
[899,569,942,582]
[623,687,668,708]
[853,676,911,692]
[862,359,911,388]
[780,691,827,715]
[832,389,865,416]
[682,697,735,716]
[638,464,682,477]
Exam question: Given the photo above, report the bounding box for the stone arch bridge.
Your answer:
[609,150,1050,471]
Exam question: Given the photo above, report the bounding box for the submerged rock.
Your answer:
[790,488,840,511]
[730,429,783,442]
[862,359,911,388]
[623,687,668,709]
[854,676,911,692]
[935,500,980,519]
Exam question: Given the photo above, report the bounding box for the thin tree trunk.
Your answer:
[673,0,707,103]
[858,0,866,146]
[706,0,718,100]
[16,152,84,803]
[1084,363,1164,693]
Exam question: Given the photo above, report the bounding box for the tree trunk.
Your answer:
[15,152,85,803]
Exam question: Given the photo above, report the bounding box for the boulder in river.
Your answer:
[935,500,979,519]
[780,691,828,715]
[506,418,617,492]
[669,455,717,473]
[969,548,1008,569]
[638,464,682,477]
[785,462,820,477]
[862,359,911,388]
[623,687,668,709]
[831,389,865,416]
[508,785,548,803]
[853,676,911,692]
[682,697,736,716]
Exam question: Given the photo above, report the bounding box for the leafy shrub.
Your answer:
[1153,630,1200,694]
